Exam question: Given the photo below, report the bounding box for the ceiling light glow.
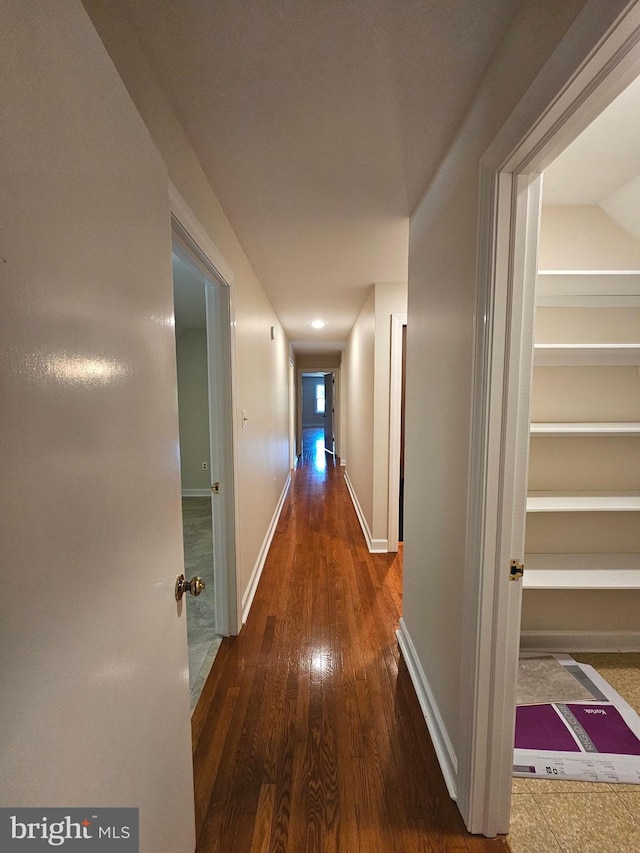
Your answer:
[310,319,326,329]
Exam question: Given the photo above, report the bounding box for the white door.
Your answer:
[324,373,335,453]
[0,4,195,851]
[388,314,408,551]
[288,359,297,468]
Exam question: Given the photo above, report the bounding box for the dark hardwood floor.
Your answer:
[192,428,510,852]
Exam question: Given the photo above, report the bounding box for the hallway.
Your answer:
[191,429,510,852]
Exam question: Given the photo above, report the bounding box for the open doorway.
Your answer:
[299,369,338,466]
[506,69,640,848]
[171,216,239,711]
[172,248,220,710]
[462,10,640,839]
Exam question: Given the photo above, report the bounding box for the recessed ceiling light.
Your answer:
[310,319,326,329]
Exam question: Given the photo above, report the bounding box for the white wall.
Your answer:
[344,282,407,548]
[344,288,375,529]
[83,1,291,605]
[602,174,640,241]
[540,205,640,269]
[294,356,343,458]
[523,590,640,632]
[296,354,342,369]
[176,330,210,491]
[301,376,325,427]
[403,0,595,778]
[373,282,408,539]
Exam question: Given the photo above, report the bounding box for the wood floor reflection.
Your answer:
[192,429,509,852]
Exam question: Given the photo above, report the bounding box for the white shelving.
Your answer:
[534,343,640,366]
[531,422,640,436]
[527,493,640,512]
[536,270,640,307]
[523,554,640,589]
[526,269,640,592]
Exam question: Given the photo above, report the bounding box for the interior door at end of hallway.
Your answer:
[324,373,335,454]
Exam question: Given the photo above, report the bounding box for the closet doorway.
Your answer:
[171,217,238,711]
[462,12,640,836]
[505,71,640,847]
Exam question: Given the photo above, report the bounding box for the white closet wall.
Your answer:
[521,206,640,648]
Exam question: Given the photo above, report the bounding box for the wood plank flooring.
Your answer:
[192,430,510,852]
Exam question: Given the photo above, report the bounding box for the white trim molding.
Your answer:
[521,631,640,653]
[343,471,388,553]
[242,474,291,624]
[460,168,542,837]
[181,489,210,498]
[397,619,458,800]
[168,181,234,286]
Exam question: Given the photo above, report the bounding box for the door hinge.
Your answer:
[211,482,220,495]
[510,559,524,581]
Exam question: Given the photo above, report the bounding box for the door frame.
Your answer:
[388,313,407,552]
[323,372,336,456]
[459,2,640,835]
[297,366,341,458]
[170,182,241,636]
[288,357,297,469]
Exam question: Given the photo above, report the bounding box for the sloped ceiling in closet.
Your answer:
[543,73,640,240]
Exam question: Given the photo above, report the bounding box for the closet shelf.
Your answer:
[527,493,640,512]
[526,269,640,598]
[523,554,640,589]
[534,343,640,366]
[530,422,640,436]
[536,271,640,308]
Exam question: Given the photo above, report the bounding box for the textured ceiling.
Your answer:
[111,0,523,353]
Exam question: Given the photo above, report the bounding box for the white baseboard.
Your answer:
[396,619,458,800]
[241,474,291,624]
[520,630,640,653]
[343,471,388,553]
[181,488,210,497]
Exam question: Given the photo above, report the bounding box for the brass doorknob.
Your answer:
[175,574,206,601]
